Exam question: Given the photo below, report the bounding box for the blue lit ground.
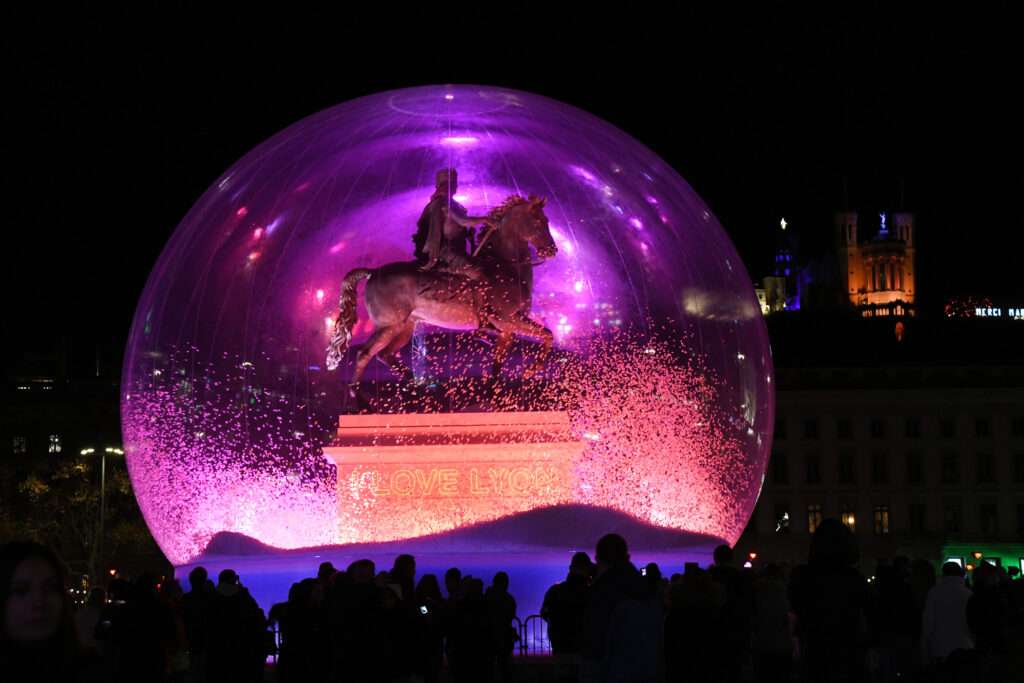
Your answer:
[176,505,723,623]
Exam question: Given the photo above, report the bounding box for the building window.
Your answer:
[807,504,823,534]
[1012,416,1024,438]
[48,435,61,454]
[909,503,927,534]
[979,503,999,536]
[940,418,956,439]
[905,417,921,438]
[806,454,821,484]
[838,452,856,484]
[873,505,890,535]
[975,418,991,438]
[976,452,995,484]
[803,418,819,440]
[775,504,791,534]
[12,437,27,454]
[870,418,886,439]
[837,418,853,440]
[774,417,787,440]
[944,500,962,534]
[941,452,960,484]
[771,451,789,485]
[871,452,889,484]
[906,452,924,486]
[841,506,857,532]
[1014,452,1024,484]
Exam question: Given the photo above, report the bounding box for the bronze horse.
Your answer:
[325,195,558,392]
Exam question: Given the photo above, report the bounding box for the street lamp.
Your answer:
[80,446,124,576]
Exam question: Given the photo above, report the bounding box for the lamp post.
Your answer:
[80,446,123,576]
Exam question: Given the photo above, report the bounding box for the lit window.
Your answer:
[873,505,890,535]
[12,437,27,454]
[807,504,823,534]
[48,434,61,454]
[841,507,856,532]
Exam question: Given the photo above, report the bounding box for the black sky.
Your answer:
[3,5,1021,374]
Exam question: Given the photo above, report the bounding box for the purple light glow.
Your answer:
[122,86,773,577]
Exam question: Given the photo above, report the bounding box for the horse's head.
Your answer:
[489,195,557,263]
[523,196,557,261]
[495,195,555,261]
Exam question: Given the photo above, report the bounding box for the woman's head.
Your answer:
[1,542,75,648]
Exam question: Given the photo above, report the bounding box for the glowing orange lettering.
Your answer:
[391,469,415,496]
[414,468,440,495]
[370,471,390,496]
[438,469,458,496]
[487,467,508,494]
[509,468,531,495]
[470,468,489,495]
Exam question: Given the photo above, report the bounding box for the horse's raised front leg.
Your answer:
[490,313,554,380]
[489,331,515,379]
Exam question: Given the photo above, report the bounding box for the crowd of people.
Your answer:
[2,519,1023,682]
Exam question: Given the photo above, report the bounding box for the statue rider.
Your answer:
[413,168,493,280]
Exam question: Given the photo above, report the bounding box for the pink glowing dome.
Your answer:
[122,85,773,566]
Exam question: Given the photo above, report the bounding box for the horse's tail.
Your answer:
[325,268,373,371]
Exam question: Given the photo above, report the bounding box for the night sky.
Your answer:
[3,6,1021,377]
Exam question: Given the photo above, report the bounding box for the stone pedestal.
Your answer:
[323,411,581,543]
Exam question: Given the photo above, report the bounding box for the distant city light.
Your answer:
[780,217,787,231]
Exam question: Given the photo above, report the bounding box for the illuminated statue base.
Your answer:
[179,413,725,620]
[322,411,581,544]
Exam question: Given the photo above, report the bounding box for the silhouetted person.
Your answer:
[0,541,103,682]
[449,577,492,683]
[206,569,266,683]
[182,566,214,683]
[921,561,974,666]
[442,567,464,678]
[582,534,659,683]
[161,578,190,683]
[709,544,753,683]
[486,572,518,682]
[542,551,592,682]
[750,564,792,683]
[967,562,1011,676]
[664,566,723,683]
[789,518,868,683]
[415,574,445,683]
[107,573,178,683]
[74,587,106,655]
[870,557,919,682]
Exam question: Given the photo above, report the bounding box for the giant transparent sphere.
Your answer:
[122,86,773,566]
